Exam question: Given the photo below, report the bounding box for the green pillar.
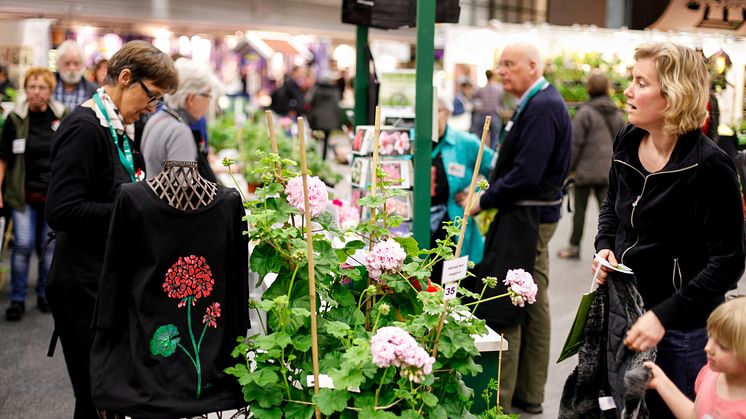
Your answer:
[413,0,435,247]
[354,25,369,128]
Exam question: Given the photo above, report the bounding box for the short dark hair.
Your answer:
[106,41,178,93]
[586,73,609,98]
[485,69,494,80]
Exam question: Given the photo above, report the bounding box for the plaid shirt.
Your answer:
[473,82,504,115]
[53,74,94,110]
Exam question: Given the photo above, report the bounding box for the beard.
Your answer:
[59,69,83,85]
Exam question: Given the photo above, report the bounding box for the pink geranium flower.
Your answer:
[285,175,329,217]
[503,268,538,307]
[370,326,435,383]
[366,238,406,281]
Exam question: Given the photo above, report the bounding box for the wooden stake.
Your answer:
[454,116,490,257]
[431,116,491,359]
[298,117,322,419]
[497,333,504,410]
[370,106,381,226]
[265,110,280,173]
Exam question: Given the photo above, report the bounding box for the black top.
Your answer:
[0,107,59,194]
[45,106,133,316]
[479,84,572,223]
[90,182,249,418]
[596,124,745,330]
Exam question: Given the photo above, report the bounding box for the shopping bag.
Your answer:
[557,289,595,363]
[556,263,602,363]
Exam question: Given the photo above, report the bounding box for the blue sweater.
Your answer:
[479,84,571,223]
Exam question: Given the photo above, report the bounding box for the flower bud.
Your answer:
[379,303,391,315]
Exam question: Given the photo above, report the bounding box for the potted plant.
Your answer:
[224,150,536,418]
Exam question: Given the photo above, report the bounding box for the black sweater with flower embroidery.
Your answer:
[91,182,249,418]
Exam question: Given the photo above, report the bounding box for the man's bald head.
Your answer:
[497,42,544,97]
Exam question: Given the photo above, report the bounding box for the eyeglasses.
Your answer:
[136,79,163,107]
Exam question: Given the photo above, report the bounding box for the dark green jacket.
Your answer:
[3,99,68,210]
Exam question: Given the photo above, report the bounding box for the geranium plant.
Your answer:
[225,148,536,418]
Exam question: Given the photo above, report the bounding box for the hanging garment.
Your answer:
[90,182,249,418]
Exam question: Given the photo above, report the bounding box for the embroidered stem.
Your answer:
[187,297,203,398]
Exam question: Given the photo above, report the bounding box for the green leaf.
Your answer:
[421,391,439,407]
[283,401,315,419]
[358,407,398,418]
[255,331,293,351]
[394,236,421,257]
[292,334,312,352]
[291,307,312,318]
[357,194,386,208]
[241,382,284,408]
[251,405,284,419]
[312,389,349,415]
[149,324,180,357]
[325,321,351,338]
[429,405,448,419]
[254,367,280,387]
[224,364,248,380]
[251,242,284,279]
[400,410,425,419]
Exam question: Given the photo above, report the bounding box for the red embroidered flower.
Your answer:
[163,255,214,307]
[202,302,221,328]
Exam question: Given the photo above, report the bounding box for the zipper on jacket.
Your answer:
[672,258,683,293]
[613,159,698,264]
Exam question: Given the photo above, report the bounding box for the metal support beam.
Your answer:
[413,0,435,248]
[354,25,369,128]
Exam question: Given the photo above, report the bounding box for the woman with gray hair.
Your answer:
[141,58,219,181]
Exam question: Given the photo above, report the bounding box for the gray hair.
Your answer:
[437,94,454,114]
[56,40,84,66]
[164,58,220,109]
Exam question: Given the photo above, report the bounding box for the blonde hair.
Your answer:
[633,43,709,138]
[707,298,746,363]
[23,67,56,91]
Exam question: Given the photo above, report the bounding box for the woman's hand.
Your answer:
[625,311,665,352]
[592,248,617,285]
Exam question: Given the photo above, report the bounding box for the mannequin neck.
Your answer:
[147,160,217,211]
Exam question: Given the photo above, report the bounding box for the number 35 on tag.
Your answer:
[443,282,458,301]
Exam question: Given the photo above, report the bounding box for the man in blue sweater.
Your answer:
[466,42,572,414]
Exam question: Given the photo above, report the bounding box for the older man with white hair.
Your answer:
[140,58,220,181]
[464,42,572,414]
[52,40,97,110]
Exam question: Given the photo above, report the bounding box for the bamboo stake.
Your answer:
[369,106,382,226]
[298,117,322,419]
[365,106,382,331]
[265,110,280,173]
[431,116,491,359]
[497,333,504,410]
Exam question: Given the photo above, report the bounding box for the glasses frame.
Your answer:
[136,79,162,107]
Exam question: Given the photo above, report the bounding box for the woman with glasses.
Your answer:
[44,40,177,419]
[0,68,68,321]
[141,58,219,182]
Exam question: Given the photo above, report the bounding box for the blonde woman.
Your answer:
[593,43,745,418]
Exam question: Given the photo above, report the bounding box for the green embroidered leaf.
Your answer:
[149,324,179,357]
[312,388,349,415]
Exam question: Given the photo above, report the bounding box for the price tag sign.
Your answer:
[441,256,469,284]
[443,282,458,301]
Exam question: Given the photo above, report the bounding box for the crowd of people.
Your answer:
[0,36,745,419]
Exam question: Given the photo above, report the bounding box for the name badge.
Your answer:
[447,162,466,178]
[12,138,26,154]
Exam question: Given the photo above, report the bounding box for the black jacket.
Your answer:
[595,124,744,330]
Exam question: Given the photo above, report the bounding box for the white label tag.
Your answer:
[441,256,469,284]
[598,396,616,411]
[443,282,458,301]
[446,162,466,178]
[12,138,25,154]
[307,374,335,389]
